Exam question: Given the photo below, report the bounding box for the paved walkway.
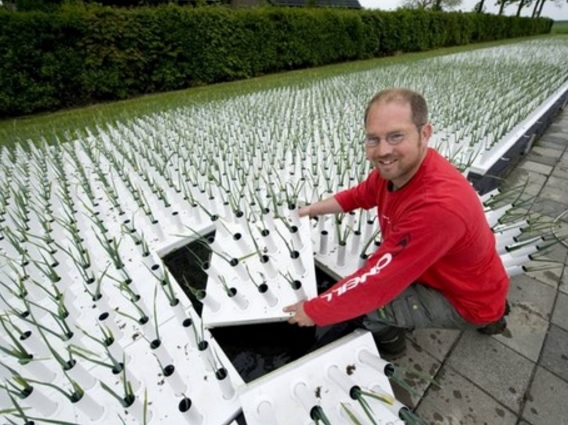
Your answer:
[391,108,568,425]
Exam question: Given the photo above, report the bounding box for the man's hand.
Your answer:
[283,301,315,327]
[299,206,311,218]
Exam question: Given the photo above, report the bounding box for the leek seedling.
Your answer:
[0,266,29,299]
[192,199,219,222]
[310,405,332,425]
[2,227,29,262]
[217,275,234,297]
[279,271,303,290]
[81,265,109,301]
[31,253,61,284]
[27,372,84,403]
[69,345,122,373]
[114,295,149,325]
[21,300,74,341]
[18,310,68,342]
[183,227,232,264]
[245,265,262,290]
[121,217,137,235]
[35,325,76,370]
[77,322,115,348]
[25,293,70,322]
[99,356,136,408]
[95,234,124,270]
[0,317,33,364]
[335,214,351,246]
[82,202,108,234]
[359,228,381,258]
[183,245,207,270]
[55,240,91,271]
[273,225,296,256]
[139,183,158,219]
[0,362,33,398]
[2,391,40,425]
[244,218,265,260]
[151,285,161,343]
[182,275,207,303]
[155,185,171,208]
[148,262,180,307]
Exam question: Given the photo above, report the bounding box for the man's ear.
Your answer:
[421,122,433,143]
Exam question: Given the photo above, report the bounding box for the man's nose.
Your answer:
[369,141,393,157]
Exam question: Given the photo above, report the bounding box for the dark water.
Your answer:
[163,235,345,424]
[162,234,339,383]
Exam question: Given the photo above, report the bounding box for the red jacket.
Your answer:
[304,148,509,326]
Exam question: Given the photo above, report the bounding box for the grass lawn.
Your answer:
[0,34,564,149]
[552,20,568,33]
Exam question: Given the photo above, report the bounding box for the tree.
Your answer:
[516,0,527,15]
[401,0,462,10]
[531,0,542,15]
[536,0,567,16]
[473,0,486,12]
[495,0,509,14]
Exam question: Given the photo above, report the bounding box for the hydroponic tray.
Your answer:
[239,329,405,425]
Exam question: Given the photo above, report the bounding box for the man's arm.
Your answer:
[299,196,344,218]
[289,204,467,327]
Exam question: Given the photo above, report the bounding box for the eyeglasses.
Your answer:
[363,132,406,147]
[364,124,425,148]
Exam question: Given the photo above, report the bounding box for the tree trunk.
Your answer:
[477,0,486,12]
[498,0,506,14]
[516,0,525,16]
[531,0,541,17]
[537,0,546,16]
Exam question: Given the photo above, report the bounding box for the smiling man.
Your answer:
[283,88,510,358]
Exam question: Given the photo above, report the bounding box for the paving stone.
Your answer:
[495,274,556,361]
[407,328,461,362]
[551,163,568,180]
[540,324,568,382]
[529,198,568,223]
[551,292,568,332]
[543,133,568,142]
[525,152,557,167]
[522,366,568,425]
[539,176,568,204]
[500,167,546,197]
[415,365,517,425]
[532,239,568,264]
[537,139,567,151]
[447,332,534,412]
[508,274,557,318]
[561,266,568,295]
[526,145,562,165]
[558,155,568,167]
[389,339,442,409]
[518,161,554,176]
[522,256,563,289]
[531,146,565,157]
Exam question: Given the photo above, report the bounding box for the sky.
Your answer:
[359,0,568,20]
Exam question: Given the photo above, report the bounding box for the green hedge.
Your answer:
[0,5,552,118]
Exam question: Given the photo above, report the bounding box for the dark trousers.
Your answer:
[315,283,480,346]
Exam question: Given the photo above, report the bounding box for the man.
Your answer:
[283,88,510,358]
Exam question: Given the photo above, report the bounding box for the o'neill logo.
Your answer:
[321,252,393,302]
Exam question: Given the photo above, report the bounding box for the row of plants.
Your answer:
[1,38,566,423]
[0,130,245,422]
[0,4,553,117]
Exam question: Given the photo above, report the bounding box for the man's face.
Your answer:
[365,101,431,190]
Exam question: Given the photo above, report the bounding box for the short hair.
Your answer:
[364,88,429,129]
